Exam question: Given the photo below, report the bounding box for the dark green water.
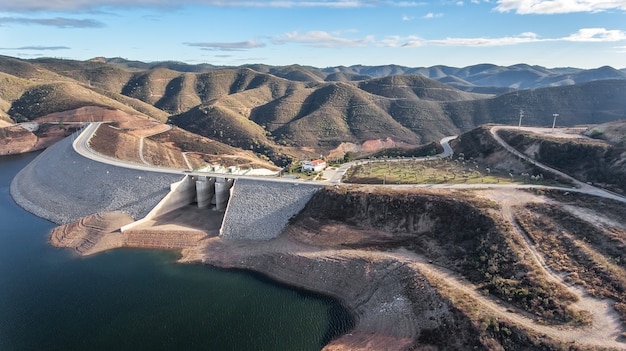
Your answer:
[0,152,352,351]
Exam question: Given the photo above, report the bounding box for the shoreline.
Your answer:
[9,137,451,349]
[8,138,419,349]
[10,135,626,350]
[50,211,463,350]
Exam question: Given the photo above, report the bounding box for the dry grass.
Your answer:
[344,156,560,185]
[514,203,626,322]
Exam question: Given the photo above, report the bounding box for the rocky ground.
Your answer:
[10,135,181,224]
[46,184,626,350]
[9,119,626,350]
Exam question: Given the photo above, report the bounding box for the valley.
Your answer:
[2,55,626,350]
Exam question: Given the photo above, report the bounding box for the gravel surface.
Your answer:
[220,179,321,240]
[10,136,182,224]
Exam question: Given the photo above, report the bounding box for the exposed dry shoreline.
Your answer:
[11,131,626,350]
[47,186,626,350]
[50,210,483,351]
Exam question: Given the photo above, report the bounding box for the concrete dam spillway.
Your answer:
[122,175,321,241]
[10,134,321,243]
[120,174,235,233]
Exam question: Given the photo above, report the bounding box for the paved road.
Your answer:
[490,125,626,204]
[138,123,173,166]
[71,123,626,204]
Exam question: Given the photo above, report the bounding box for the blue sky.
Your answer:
[1,0,625,69]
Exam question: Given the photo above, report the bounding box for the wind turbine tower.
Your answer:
[552,113,559,132]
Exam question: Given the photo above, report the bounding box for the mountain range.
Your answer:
[1,55,625,164]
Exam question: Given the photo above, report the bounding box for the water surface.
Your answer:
[0,152,351,350]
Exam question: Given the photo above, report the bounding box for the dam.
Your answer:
[11,133,322,245]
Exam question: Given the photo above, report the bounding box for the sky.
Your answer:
[0,0,625,69]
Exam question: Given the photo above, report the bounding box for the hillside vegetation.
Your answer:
[498,128,626,194]
[2,55,626,163]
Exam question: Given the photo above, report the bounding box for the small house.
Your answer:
[301,159,326,172]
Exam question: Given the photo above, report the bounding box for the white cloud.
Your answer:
[563,28,626,41]
[400,28,626,47]
[425,33,540,46]
[379,35,423,47]
[402,14,415,20]
[495,0,626,14]
[0,16,104,28]
[188,27,626,53]
[0,0,423,11]
[0,45,71,50]
[184,40,266,51]
[422,12,443,18]
[273,31,375,48]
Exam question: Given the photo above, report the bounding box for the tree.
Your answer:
[343,151,355,162]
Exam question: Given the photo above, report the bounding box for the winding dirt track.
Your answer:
[66,122,626,348]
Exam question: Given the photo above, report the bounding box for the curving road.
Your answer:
[72,122,626,205]
[68,122,626,348]
[490,125,626,204]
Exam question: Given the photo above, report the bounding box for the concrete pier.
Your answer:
[196,176,215,209]
[214,178,234,211]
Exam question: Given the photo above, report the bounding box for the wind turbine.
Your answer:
[552,113,559,132]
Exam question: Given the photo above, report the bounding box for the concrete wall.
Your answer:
[220,179,321,240]
[214,178,234,211]
[120,175,196,232]
[196,176,215,209]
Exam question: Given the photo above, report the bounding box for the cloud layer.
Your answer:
[0,45,70,50]
[184,40,266,51]
[1,0,421,12]
[186,27,626,52]
[495,0,626,14]
[0,16,104,28]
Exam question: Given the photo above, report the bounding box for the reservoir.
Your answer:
[0,152,352,350]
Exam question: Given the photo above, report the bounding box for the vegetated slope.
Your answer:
[148,126,280,170]
[257,83,426,148]
[89,122,278,170]
[7,82,165,123]
[586,119,626,144]
[31,57,135,93]
[0,72,33,122]
[324,62,626,90]
[0,55,72,82]
[286,187,596,349]
[498,128,626,194]
[449,126,559,182]
[168,104,297,166]
[444,79,626,128]
[3,56,626,161]
[122,67,185,106]
[514,197,626,322]
[0,57,169,123]
[358,75,485,101]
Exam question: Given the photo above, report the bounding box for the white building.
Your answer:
[301,159,326,172]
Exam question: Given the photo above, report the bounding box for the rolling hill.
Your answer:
[1,55,626,165]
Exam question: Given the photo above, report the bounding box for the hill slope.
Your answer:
[2,56,626,163]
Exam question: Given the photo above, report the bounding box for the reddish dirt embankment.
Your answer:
[1,106,162,155]
[0,123,76,155]
[50,185,626,350]
[50,211,209,256]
